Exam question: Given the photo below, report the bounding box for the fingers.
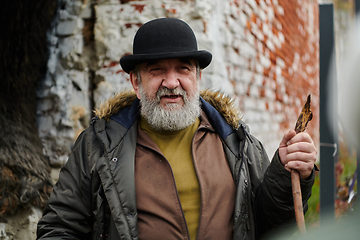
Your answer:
[285,160,315,179]
[282,134,317,161]
[286,132,314,145]
[282,148,316,164]
[284,141,317,160]
[279,130,296,148]
[279,131,317,179]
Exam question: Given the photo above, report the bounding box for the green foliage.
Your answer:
[305,172,320,226]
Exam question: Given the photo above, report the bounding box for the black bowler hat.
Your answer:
[120,18,212,73]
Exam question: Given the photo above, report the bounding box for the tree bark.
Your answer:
[0,0,57,218]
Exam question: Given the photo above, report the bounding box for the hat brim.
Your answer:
[120,50,212,73]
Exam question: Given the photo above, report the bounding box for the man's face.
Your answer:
[130,58,200,109]
[130,58,202,131]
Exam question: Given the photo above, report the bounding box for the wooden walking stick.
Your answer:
[292,94,313,234]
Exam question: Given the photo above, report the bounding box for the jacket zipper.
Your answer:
[191,126,210,240]
[166,158,191,239]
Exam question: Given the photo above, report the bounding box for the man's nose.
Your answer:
[161,70,180,89]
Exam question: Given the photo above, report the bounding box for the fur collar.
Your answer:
[94,90,241,129]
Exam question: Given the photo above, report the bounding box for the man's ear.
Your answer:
[129,71,141,99]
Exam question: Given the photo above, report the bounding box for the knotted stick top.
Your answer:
[295,94,313,134]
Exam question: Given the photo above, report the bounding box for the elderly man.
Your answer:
[37,18,317,240]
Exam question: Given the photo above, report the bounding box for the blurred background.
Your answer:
[0,0,358,239]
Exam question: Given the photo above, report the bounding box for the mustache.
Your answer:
[155,87,187,101]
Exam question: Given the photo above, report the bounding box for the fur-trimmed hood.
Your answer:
[94,90,242,129]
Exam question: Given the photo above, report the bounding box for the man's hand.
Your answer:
[279,130,317,179]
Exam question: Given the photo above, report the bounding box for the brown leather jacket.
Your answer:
[37,90,315,240]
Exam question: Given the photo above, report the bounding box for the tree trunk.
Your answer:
[0,0,57,218]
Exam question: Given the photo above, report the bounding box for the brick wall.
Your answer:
[221,0,320,156]
[37,0,319,166]
[92,0,320,157]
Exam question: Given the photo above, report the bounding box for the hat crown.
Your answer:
[133,18,198,55]
[120,18,212,73]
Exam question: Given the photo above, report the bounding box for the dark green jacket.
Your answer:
[37,91,314,240]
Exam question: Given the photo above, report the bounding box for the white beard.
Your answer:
[139,85,201,131]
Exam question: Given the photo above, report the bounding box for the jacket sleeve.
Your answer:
[37,129,93,239]
[254,149,315,238]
